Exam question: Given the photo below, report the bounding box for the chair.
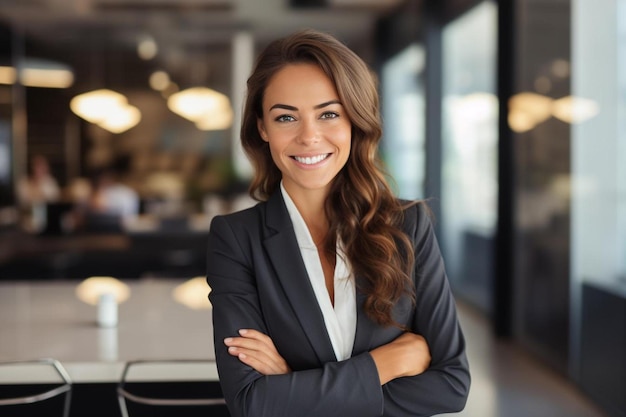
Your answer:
[117,359,227,417]
[0,358,72,417]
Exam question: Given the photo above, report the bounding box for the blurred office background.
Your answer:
[0,0,624,416]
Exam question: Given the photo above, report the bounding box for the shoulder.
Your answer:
[207,201,269,263]
[398,199,434,240]
[209,200,266,237]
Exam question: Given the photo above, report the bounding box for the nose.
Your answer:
[297,118,320,145]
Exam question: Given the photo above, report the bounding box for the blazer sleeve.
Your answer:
[207,215,385,417]
[379,203,471,415]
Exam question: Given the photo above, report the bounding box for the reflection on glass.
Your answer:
[508,92,553,132]
[441,1,498,312]
[381,43,426,199]
[551,95,600,124]
[571,0,626,290]
[508,92,600,132]
[570,0,626,401]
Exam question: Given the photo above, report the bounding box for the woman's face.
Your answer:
[257,63,352,201]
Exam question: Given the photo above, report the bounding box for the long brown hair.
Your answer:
[241,29,416,327]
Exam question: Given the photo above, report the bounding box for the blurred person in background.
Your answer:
[17,154,60,207]
[17,154,61,232]
[77,162,139,233]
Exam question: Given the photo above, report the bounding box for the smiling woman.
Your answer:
[205,29,470,417]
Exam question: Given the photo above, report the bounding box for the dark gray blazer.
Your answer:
[206,190,470,417]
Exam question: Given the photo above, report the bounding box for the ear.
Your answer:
[257,118,268,142]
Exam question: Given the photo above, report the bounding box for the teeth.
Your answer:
[294,154,329,165]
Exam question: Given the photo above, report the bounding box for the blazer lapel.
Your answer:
[263,191,337,364]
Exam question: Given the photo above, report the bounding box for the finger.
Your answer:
[236,351,280,375]
[228,346,286,375]
[226,343,282,367]
[224,336,274,353]
[223,330,290,375]
[231,346,283,368]
[238,329,275,346]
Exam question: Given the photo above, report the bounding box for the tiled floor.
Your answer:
[438,303,609,417]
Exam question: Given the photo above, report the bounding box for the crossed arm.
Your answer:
[224,328,431,386]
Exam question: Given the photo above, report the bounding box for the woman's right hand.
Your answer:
[369,332,431,385]
[224,329,291,376]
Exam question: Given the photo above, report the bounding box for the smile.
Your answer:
[292,154,330,165]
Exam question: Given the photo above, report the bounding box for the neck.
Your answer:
[283,185,329,243]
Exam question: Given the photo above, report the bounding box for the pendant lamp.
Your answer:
[70,89,141,134]
[167,86,233,130]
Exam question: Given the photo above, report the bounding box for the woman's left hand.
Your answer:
[224,329,291,375]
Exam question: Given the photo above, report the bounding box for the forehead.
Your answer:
[263,63,339,107]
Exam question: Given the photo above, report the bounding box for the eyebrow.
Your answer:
[269,100,342,112]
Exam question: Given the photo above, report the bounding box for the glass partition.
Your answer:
[571,2,626,409]
[381,43,426,200]
[440,0,498,313]
[571,0,626,296]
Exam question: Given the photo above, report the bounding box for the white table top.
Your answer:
[0,279,218,383]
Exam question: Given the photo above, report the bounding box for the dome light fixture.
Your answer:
[167,87,233,130]
[0,58,74,88]
[70,89,141,134]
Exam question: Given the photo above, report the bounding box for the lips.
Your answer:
[292,153,331,165]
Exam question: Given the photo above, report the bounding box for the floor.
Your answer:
[438,303,610,417]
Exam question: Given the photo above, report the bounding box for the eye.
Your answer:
[320,111,339,119]
[275,114,296,122]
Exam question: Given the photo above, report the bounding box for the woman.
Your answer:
[206,29,470,417]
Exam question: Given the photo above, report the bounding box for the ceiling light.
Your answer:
[195,106,234,131]
[167,87,233,129]
[20,67,74,88]
[70,89,141,133]
[70,89,128,123]
[0,58,74,88]
[508,92,553,132]
[137,35,158,60]
[97,104,142,134]
[0,66,17,84]
[149,70,170,91]
[508,111,536,133]
[550,59,570,79]
[552,95,599,124]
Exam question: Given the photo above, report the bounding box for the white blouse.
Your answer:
[280,183,357,361]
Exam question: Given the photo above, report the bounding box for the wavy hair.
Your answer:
[241,29,416,327]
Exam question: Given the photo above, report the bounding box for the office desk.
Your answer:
[0,279,217,383]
